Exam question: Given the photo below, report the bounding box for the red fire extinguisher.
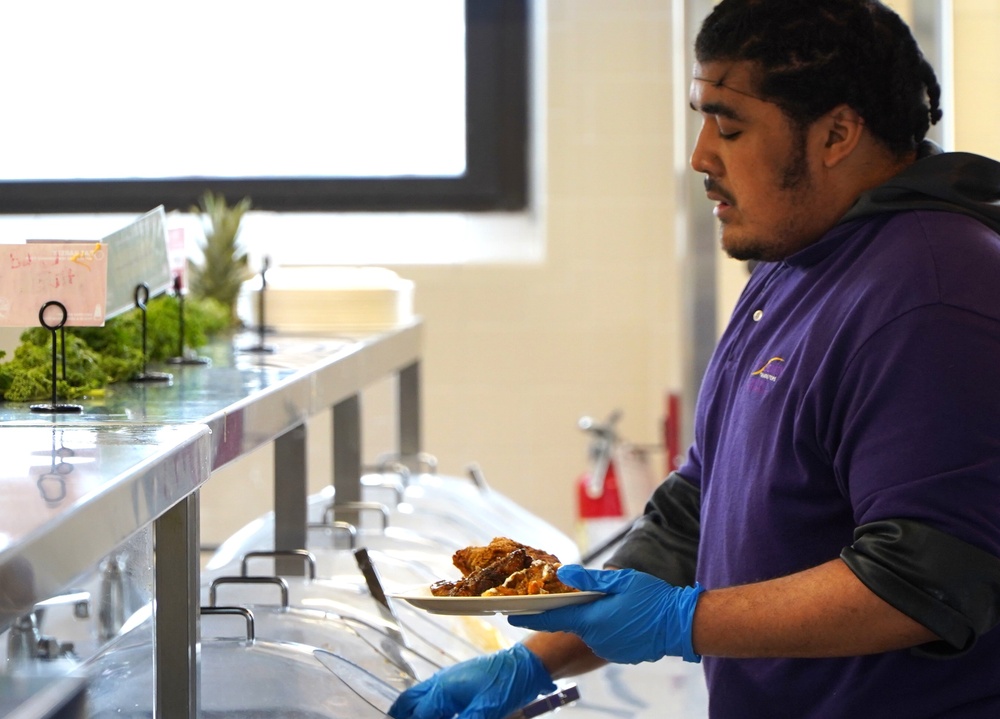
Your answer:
[575,411,627,558]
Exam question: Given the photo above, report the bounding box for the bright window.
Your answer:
[0,0,527,212]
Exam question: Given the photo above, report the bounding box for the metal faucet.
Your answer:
[5,590,88,668]
[6,612,42,665]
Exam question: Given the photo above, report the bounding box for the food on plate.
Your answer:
[451,536,559,575]
[430,537,579,597]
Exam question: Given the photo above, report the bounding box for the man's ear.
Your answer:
[819,104,865,168]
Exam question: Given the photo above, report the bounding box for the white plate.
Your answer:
[390,586,604,616]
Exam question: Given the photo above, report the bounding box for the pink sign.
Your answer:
[0,242,108,327]
[167,227,187,288]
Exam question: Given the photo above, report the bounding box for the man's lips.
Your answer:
[704,179,735,218]
[704,178,735,207]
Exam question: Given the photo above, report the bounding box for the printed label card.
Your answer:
[101,206,172,319]
[0,242,109,327]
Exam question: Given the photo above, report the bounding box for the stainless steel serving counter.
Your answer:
[0,320,423,718]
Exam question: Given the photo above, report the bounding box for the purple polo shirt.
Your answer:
[679,210,1000,717]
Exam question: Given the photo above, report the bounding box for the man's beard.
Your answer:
[778,126,810,191]
[723,128,812,263]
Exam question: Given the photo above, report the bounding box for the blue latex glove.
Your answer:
[388,642,556,719]
[508,565,705,664]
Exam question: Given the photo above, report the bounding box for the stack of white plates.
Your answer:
[244,266,414,333]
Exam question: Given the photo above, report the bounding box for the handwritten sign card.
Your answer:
[0,242,108,327]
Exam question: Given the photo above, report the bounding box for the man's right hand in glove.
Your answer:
[388,642,556,719]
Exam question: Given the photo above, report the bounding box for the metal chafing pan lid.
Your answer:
[201,552,516,667]
[84,608,401,718]
[204,574,437,682]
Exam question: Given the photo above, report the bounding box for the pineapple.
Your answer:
[187,191,254,328]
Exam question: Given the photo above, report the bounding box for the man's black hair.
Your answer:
[694,0,942,157]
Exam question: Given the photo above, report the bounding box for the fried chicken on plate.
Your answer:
[430,537,578,597]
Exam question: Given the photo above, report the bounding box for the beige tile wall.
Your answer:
[385,0,679,538]
[953,0,1000,159]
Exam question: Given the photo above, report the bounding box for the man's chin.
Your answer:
[721,236,766,263]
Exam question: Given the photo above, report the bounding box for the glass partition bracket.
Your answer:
[333,395,363,528]
[398,361,422,464]
[154,493,200,719]
[274,423,308,576]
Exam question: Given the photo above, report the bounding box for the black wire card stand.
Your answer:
[30,300,84,414]
[166,274,210,366]
[240,256,275,354]
[130,283,173,384]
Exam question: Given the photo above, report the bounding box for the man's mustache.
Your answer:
[704,177,735,205]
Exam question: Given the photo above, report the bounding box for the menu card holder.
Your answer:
[240,256,275,354]
[166,274,209,366]
[29,301,84,414]
[129,283,172,384]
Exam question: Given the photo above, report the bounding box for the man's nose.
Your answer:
[689,122,719,176]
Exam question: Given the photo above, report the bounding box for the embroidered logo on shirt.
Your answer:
[748,356,786,394]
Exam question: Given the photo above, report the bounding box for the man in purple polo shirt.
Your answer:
[389,1,1000,717]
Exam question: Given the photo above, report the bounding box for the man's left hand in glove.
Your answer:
[509,565,705,664]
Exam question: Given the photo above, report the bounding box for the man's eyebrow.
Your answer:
[689,100,745,122]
